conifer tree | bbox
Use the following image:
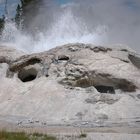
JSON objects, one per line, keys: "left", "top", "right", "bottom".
{"left": 15, "top": 4, "right": 22, "bottom": 28}
{"left": 0, "top": 15, "right": 5, "bottom": 35}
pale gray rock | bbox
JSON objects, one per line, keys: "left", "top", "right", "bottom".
{"left": 0, "top": 43, "right": 140, "bottom": 129}
{"left": 0, "top": 45, "right": 25, "bottom": 63}
{"left": 0, "top": 63, "right": 9, "bottom": 78}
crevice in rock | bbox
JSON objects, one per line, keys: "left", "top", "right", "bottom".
{"left": 58, "top": 55, "right": 69, "bottom": 61}
{"left": 120, "top": 49, "right": 128, "bottom": 52}
{"left": 18, "top": 67, "right": 38, "bottom": 82}
{"left": 128, "top": 54, "right": 140, "bottom": 69}
{"left": 89, "top": 46, "right": 112, "bottom": 52}
{"left": 111, "top": 56, "right": 129, "bottom": 63}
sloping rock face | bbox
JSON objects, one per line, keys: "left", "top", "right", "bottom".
{"left": 0, "top": 45, "right": 25, "bottom": 64}
{"left": 129, "top": 53, "right": 140, "bottom": 69}
{"left": 0, "top": 43, "right": 140, "bottom": 127}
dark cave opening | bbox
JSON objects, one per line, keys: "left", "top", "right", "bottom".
{"left": 95, "top": 85, "right": 115, "bottom": 94}
{"left": 58, "top": 55, "right": 69, "bottom": 61}
{"left": 18, "top": 68, "right": 38, "bottom": 82}
{"left": 21, "top": 74, "right": 36, "bottom": 82}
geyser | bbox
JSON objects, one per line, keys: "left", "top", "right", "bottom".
{"left": 0, "top": 0, "right": 140, "bottom": 53}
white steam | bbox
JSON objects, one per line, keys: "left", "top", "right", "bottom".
{"left": 0, "top": 0, "right": 140, "bottom": 53}
{"left": 32, "top": 7, "right": 107, "bottom": 52}
{"left": 0, "top": 2, "right": 107, "bottom": 53}
{"left": 1, "top": 21, "right": 34, "bottom": 52}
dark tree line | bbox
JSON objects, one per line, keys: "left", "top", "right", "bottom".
{"left": 0, "top": 0, "right": 34, "bottom": 34}
{"left": 15, "top": 4, "right": 22, "bottom": 28}
{"left": 15, "top": 0, "right": 34, "bottom": 28}
{"left": 0, "top": 16, "right": 5, "bottom": 35}
{"left": 15, "top": 0, "right": 43, "bottom": 35}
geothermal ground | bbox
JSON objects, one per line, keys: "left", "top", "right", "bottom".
{"left": 0, "top": 43, "right": 140, "bottom": 139}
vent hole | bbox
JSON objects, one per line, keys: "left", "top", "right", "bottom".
{"left": 58, "top": 55, "right": 69, "bottom": 61}
{"left": 18, "top": 68, "right": 37, "bottom": 82}
{"left": 95, "top": 85, "right": 115, "bottom": 94}
{"left": 22, "top": 75, "right": 36, "bottom": 82}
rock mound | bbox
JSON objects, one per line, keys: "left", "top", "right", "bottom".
{"left": 0, "top": 43, "right": 140, "bottom": 127}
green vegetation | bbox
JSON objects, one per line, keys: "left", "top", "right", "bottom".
{"left": 0, "top": 131, "right": 56, "bottom": 140}
{"left": 78, "top": 133, "right": 87, "bottom": 138}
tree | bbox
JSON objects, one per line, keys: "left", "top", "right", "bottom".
{"left": 20, "top": 0, "right": 33, "bottom": 7}
{"left": 15, "top": 0, "right": 34, "bottom": 29}
{"left": 15, "top": 4, "right": 22, "bottom": 28}
{"left": 0, "top": 15, "right": 5, "bottom": 35}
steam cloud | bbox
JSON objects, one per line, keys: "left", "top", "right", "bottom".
{"left": 0, "top": 0, "right": 140, "bottom": 53}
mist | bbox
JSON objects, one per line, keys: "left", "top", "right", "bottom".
{"left": 0, "top": 0, "right": 140, "bottom": 53}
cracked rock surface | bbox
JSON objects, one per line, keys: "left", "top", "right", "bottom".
{"left": 0, "top": 43, "right": 140, "bottom": 128}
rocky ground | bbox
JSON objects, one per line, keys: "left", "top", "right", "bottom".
{"left": 0, "top": 43, "right": 140, "bottom": 139}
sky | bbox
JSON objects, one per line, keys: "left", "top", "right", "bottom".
{"left": 0, "top": 0, "right": 140, "bottom": 18}
{"left": 56, "top": 0, "right": 70, "bottom": 4}
{"left": 0, "top": 0, "right": 20, "bottom": 17}
{"left": 0, "top": 0, "right": 70, "bottom": 17}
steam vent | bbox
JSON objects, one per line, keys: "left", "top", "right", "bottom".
{"left": 0, "top": 43, "right": 140, "bottom": 139}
